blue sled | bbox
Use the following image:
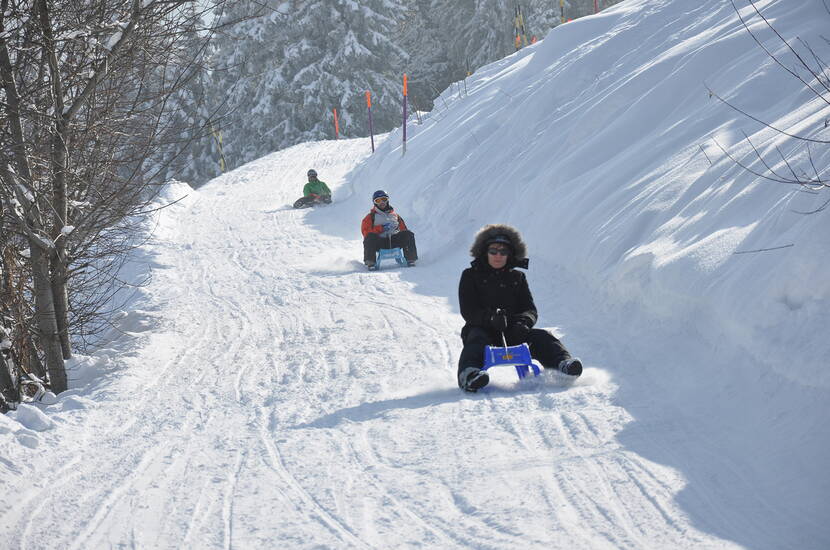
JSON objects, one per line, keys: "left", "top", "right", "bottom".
{"left": 370, "top": 247, "right": 407, "bottom": 271}
{"left": 482, "top": 343, "right": 540, "bottom": 380}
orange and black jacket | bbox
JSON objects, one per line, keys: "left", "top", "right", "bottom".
{"left": 360, "top": 206, "right": 409, "bottom": 238}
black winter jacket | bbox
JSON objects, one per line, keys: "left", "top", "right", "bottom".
{"left": 458, "top": 259, "right": 538, "bottom": 335}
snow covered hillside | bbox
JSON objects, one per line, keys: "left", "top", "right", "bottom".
{"left": 2, "top": 0, "right": 828, "bottom": 548}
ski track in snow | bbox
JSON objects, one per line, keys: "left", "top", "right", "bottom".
{"left": 1, "top": 139, "right": 748, "bottom": 549}
{"left": 3, "top": 1, "right": 829, "bottom": 545}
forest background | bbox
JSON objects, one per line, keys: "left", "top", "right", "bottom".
{"left": 173, "top": 0, "right": 623, "bottom": 185}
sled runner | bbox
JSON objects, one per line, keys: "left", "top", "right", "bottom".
{"left": 369, "top": 247, "right": 408, "bottom": 270}
{"left": 482, "top": 339, "right": 539, "bottom": 380}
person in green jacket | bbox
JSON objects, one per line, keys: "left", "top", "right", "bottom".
{"left": 293, "top": 169, "right": 332, "bottom": 208}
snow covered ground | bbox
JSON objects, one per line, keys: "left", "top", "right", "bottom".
{"left": 2, "top": 0, "right": 828, "bottom": 548}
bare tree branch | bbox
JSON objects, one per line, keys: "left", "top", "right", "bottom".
{"left": 734, "top": 243, "right": 794, "bottom": 254}
{"left": 706, "top": 84, "right": 830, "bottom": 144}
{"left": 731, "top": 0, "right": 830, "bottom": 103}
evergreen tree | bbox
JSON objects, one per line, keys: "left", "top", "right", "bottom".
{"left": 154, "top": 4, "right": 224, "bottom": 185}
{"left": 204, "top": 0, "right": 407, "bottom": 178}
{"left": 175, "top": 0, "right": 626, "bottom": 185}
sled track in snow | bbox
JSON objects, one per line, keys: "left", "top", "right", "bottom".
{"left": 2, "top": 137, "right": 788, "bottom": 549}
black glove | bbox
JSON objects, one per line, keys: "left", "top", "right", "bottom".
{"left": 505, "top": 317, "right": 531, "bottom": 343}
{"left": 488, "top": 309, "right": 508, "bottom": 332}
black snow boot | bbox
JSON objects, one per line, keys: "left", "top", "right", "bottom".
{"left": 558, "top": 358, "right": 583, "bottom": 377}
{"left": 460, "top": 367, "right": 489, "bottom": 392}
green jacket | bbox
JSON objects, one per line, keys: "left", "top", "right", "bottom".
{"left": 303, "top": 179, "right": 331, "bottom": 197}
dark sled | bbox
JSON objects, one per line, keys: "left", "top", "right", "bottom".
{"left": 293, "top": 196, "right": 331, "bottom": 209}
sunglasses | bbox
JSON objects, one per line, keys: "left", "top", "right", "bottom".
{"left": 373, "top": 197, "right": 389, "bottom": 204}
{"left": 487, "top": 247, "right": 510, "bottom": 256}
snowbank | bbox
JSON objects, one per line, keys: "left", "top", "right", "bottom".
{"left": 340, "top": 0, "right": 829, "bottom": 386}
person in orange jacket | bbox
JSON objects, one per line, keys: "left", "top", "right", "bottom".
{"left": 361, "top": 190, "right": 418, "bottom": 269}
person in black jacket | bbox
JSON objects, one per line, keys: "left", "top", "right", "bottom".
{"left": 457, "top": 224, "right": 582, "bottom": 392}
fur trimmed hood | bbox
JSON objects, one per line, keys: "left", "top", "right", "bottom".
{"left": 469, "top": 224, "right": 528, "bottom": 268}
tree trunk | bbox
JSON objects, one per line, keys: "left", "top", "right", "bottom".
{"left": 50, "top": 120, "right": 72, "bottom": 359}
{"left": 0, "top": 347, "right": 17, "bottom": 410}
{"left": 38, "top": 0, "right": 72, "bottom": 360}
{"left": 30, "top": 244, "right": 66, "bottom": 393}
{"left": 50, "top": 258, "right": 71, "bottom": 359}
{"left": 1, "top": 23, "right": 67, "bottom": 393}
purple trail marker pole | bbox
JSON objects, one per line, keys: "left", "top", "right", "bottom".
{"left": 402, "top": 74, "right": 408, "bottom": 156}
{"left": 366, "top": 91, "right": 375, "bottom": 153}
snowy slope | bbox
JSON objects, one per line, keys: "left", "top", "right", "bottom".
{"left": 2, "top": 0, "right": 829, "bottom": 548}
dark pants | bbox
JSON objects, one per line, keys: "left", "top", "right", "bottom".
{"left": 363, "top": 231, "right": 418, "bottom": 262}
{"left": 457, "top": 326, "right": 571, "bottom": 387}
{"left": 293, "top": 195, "right": 331, "bottom": 208}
